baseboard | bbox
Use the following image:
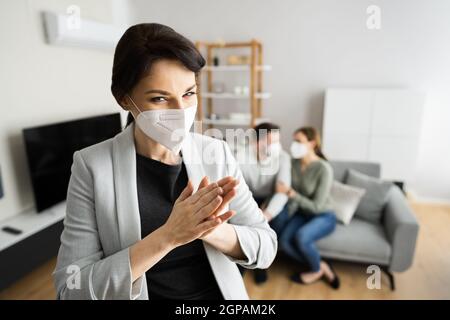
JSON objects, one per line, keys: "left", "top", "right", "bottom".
{"left": 406, "top": 189, "right": 450, "bottom": 206}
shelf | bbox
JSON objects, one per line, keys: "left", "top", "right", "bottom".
{"left": 195, "top": 40, "right": 268, "bottom": 128}
{"left": 202, "top": 117, "right": 270, "bottom": 126}
{"left": 203, "top": 65, "right": 272, "bottom": 72}
{"left": 0, "top": 201, "right": 66, "bottom": 252}
{"left": 201, "top": 92, "right": 272, "bottom": 99}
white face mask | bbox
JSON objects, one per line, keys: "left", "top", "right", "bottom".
{"left": 127, "top": 95, "right": 197, "bottom": 153}
{"left": 290, "top": 141, "right": 308, "bottom": 159}
{"left": 257, "top": 142, "right": 282, "bottom": 168}
{"left": 268, "top": 142, "right": 282, "bottom": 158}
{"left": 257, "top": 142, "right": 281, "bottom": 163}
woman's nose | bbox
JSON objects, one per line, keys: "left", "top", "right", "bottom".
{"left": 171, "top": 99, "right": 187, "bottom": 109}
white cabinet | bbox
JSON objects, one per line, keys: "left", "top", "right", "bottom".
{"left": 323, "top": 88, "right": 425, "bottom": 182}
{"left": 0, "top": 201, "right": 65, "bottom": 252}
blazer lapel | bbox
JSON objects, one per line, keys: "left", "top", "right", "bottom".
{"left": 112, "top": 124, "right": 142, "bottom": 249}
{"left": 181, "top": 133, "right": 206, "bottom": 191}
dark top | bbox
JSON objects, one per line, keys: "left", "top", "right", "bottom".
{"left": 136, "top": 153, "right": 224, "bottom": 300}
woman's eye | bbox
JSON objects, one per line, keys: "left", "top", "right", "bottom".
{"left": 184, "top": 91, "right": 197, "bottom": 97}
{"left": 150, "top": 97, "right": 167, "bottom": 103}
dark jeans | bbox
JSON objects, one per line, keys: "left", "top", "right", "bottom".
{"left": 279, "top": 209, "right": 337, "bottom": 272}
{"left": 269, "top": 204, "right": 292, "bottom": 235}
{"left": 253, "top": 196, "right": 292, "bottom": 236}
{"left": 238, "top": 199, "right": 291, "bottom": 276}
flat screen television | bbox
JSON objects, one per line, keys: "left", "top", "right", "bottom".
{"left": 23, "top": 113, "right": 122, "bottom": 212}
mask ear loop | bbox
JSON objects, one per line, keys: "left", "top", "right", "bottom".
{"left": 126, "top": 94, "right": 145, "bottom": 118}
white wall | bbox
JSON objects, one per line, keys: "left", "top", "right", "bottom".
{"left": 1, "top": 0, "right": 449, "bottom": 222}
{"left": 0, "top": 0, "right": 132, "bottom": 220}
{"left": 130, "top": 0, "right": 450, "bottom": 202}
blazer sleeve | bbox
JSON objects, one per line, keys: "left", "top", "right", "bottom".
{"left": 221, "top": 141, "right": 278, "bottom": 269}
{"left": 52, "top": 151, "right": 143, "bottom": 300}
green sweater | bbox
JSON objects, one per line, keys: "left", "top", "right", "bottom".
{"left": 288, "top": 158, "right": 334, "bottom": 215}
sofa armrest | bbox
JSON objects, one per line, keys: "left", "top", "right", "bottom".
{"left": 383, "top": 186, "right": 419, "bottom": 272}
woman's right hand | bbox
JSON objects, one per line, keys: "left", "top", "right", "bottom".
{"left": 160, "top": 177, "right": 227, "bottom": 248}
{"left": 276, "top": 181, "right": 290, "bottom": 194}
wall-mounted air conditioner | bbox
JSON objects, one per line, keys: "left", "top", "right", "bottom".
{"left": 42, "top": 11, "right": 124, "bottom": 50}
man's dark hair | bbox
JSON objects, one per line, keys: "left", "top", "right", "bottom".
{"left": 253, "top": 122, "right": 280, "bottom": 141}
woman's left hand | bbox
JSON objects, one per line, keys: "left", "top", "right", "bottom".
{"left": 197, "top": 176, "right": 239, "bottom": 239}
{"left": 287, "top": 188, "right": 297, "bottom": 198}
{"left": 277, "top": 181, "right": 297, "bottom": 198}
{"left": 196, "top": 176, "right": 248, "bottom": 261}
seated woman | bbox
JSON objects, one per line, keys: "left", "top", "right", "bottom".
{"left": 236, "top": 122, "right": 291, "bottom": 283}
{"left": 277, "top": 127, "right": 340, "bottom": 289}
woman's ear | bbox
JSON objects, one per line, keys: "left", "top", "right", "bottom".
{"left": 119, "top": 96, "right": 131, "bottom": 111}
{"left": 308, "top": 139, "right": 317, "bottom": 151}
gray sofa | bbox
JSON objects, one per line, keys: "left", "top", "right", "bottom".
{"left": 316, "top": 161, "right": 420, "bottom": 290}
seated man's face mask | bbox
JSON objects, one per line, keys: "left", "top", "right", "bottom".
{"left": 127, "top": 94, "right": 197, "bottom": 153}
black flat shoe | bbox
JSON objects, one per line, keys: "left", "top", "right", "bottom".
{"left": 323, "top": 263, "right": 340, "bottom": 290}
{"left": 290, "top": 272, "right": 306, "bottom": 284}
{"left": 290, "top": 272, "right": 324, "bottom": 285}
{"left": 254, "top": 269, "right": 268, "bottom": 284}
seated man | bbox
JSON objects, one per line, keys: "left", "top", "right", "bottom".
{"left": 235, "top": 122, "right": 291, "bottom": 284}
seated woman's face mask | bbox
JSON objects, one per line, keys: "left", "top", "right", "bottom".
{"left": 290, "top": 141, "right": 308, "bottom": 159}
{"left": 127, "top": 94, "right": 197, "bottom": 153}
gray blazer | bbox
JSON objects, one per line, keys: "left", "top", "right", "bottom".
{"left": 53, "top": 124, "right": 277, "bottom": 300}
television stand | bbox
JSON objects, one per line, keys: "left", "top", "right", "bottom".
{"left": 0, "top": 202, "right": 65, "bottom": 291}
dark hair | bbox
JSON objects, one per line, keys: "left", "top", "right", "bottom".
{"left": 110, "top": 23, "right": 206, "bottom": 127}
{"left": 294, "top": 127, "right": 327, "bottom": 160}
{"left": 253, "top": 122, "right": 280, "bottom": 141}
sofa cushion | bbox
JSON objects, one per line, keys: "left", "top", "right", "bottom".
{"left": 317, "top": 217, "right": 391, "bottom": 265}
{"left": 330, "top": 161, "right": 381, "bottom": 183}
{"left": 345, "top": 169, "right": 393, "bottom": 223}
{"left": 329, "top": 181, "right": 366, "bottom": 225}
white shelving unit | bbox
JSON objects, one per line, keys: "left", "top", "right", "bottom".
{"left": 0, "top": 202, "right": 66, "bottom": 252}
{"left": 203, "top": 65, "right": 272, "bottom": 72}
{"left": 202, "top": 117, "right": 270, "bottom": 126}
{"left": 201, "top": 92, "right": 272, "bottom": 99}
{"left": 322, "top": 88, "right": 425, "bottom": 182}
{"left": 195, "top": 40, "right": 271, "bottom": 128}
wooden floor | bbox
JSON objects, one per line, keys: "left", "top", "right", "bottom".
{"left": 1, "top": 201, "right": 449, "bottom": 300}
